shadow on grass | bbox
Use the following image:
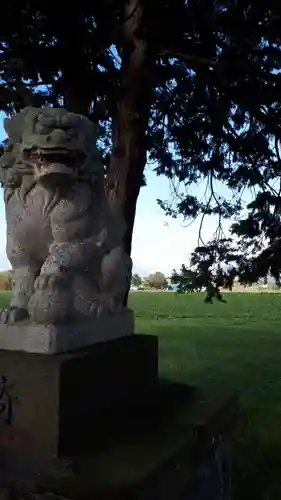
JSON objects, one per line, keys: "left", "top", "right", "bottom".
{"left": 234, "top": 407, "right": 281, "bottom": 500}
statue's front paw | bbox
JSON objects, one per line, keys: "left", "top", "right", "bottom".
{"left": 89, "top": 295, "right": 119, "bottom": 318}
{"left": 0, "top": 306, "right": 29, "bottom": 324}
{"left": 29, "top": 272, "right": 73, "bottom": 324}
{"left": 34, "top": 273, "right": 67, "bottom": 291}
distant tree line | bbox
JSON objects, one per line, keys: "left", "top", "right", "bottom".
{"left": 147, "top": 272, "right": 167, "bottom": 289}
{"left": 131, "top": 271, "right": 168, "bottom": 290}
{"left": 0, "top": 271, "right": 12, "bottom": 291}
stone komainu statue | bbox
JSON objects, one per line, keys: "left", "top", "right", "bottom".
{"left": 0, "top": 107, "right": 132, "bottom": 325}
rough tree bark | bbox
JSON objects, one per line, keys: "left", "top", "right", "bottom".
{"left": 105, "top": 0, "right": 155, "bottom": 262}
{"left": 53, "top": 2, "right": 154, "bottom": 306}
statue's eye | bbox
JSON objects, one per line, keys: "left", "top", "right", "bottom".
{"left": 34, "top": 123, "right": 51, "bottom": 135}
{"left": 67, "top": 128, "right": 77, "bottom": 138}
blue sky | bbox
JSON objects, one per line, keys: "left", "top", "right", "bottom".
{"left": 0, "top": 112, "right": 231, "bottom": 277}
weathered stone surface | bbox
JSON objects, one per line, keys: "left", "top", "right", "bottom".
{"left": 0, "top": 487, "right": 10, "bottom": 500}
{"left": 0, "top": 106, "right": 132, "bottom": 334}
{"left": 0, "top": 334, "right": 158, "bottom": 457}
{"left": 0, "top": 309, "right": 134, "bottom": 354}
{"left": 0, "top": 382, "right": 238, "bottom": 500}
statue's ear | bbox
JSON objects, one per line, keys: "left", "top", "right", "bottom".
{"left": 4, "top": 115, "right": 23, "bottom": 142}
{"left": 92, "top": 120, "right": 99, "bottom": 136}
{"left": 3, "top": 117, "right": 12, "bottom": 137}
{"left": 3, "top": 107, "right": 35, "bottom": 141}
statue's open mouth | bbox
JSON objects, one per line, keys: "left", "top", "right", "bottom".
{"left": 23, "top": 148, "right": 86, "bottom": 188}
{"left": 23, "top": 148, "right": 84, "bottom": 172}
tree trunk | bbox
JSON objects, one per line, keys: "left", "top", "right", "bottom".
{"left": 105, "top": 1, "right": 155, "bottom": 304}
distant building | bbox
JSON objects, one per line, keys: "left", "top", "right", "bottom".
{"left": 166, "top": 283, "right": 180, "bottom": 291}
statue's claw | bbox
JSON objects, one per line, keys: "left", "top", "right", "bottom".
{"left": 0, "top": 306, "right": 29, "bottom": 324}
{"left": 89, "top": 295, "right": 119, "bottom": 317}
{"left": 34, "top": 273, "right": 66, "bottom": 291}
{"left": 29, "top": 272, "right": 73, "bottom": 324}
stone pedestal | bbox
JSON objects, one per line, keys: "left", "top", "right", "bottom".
{"left": 0, "top": 309, "right": 134, "bottom": 354}
{"left": 0, "top": 331, "right": 238, "bottom": 500}
{"left": 0, "top": 334, "right": 158, "bottom": 458}
{"left": 0, "top": 377, "right": 238, "bottom": 499}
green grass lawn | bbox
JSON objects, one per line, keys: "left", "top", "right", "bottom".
{"left": 129, "top": 291, "right": 281, "bottom": 500}
{"left": 1, "top": 290, "right": 281, "bottom": 498}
